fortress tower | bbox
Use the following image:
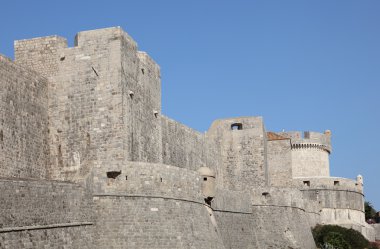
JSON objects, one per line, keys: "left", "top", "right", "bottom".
{"left": 279, "top": 130, "right": 331, "bottom": 178}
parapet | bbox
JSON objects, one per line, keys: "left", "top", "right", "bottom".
{"left": 14, "top": 27, "right": 138, "bottom": 78}
{"left": 279, "top": 130, "right": 332, "bottom": 153}
{"left": 293, "top": 176, "right": 363, "bottom": 193}
{"left": 207, "top": 116, "right": 265, "bottom": 136}
{"left": 74, "top": 26, "right": 137, "bottom": 48}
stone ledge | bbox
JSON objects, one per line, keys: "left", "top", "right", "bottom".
{"left": 0, "top": 222, "right": 93, "bottom": 233}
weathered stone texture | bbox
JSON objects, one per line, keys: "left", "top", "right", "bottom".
{"left": 250, "top": 206, "right": 315, "bottom": 249}
{"left": 161, "top": 116, "right": 207, "bottom": 171}
{"left": 126, "top": 51, "right": 162, "bottom": 163}
{"left": 0, "top": 178, "right": 94, "bottom": 249}
{"left": 207, "top": 117, "right": 268, "bottom": 190}
{"left": 94, "top": 197, "right": 224, "bottom": 249}
{"left": 267, "top": 139, "right": 292, "bottom": 187}
{"left": 94, "top": 162, "right": 204, "bottom": 201}
{"left": 0, "top": 178, "right": 93, "bottom": 228}
{"left": 0, "top": 55, "right": 48, "bottom": 179}
{"left": 213, "top": 212, "right": 259, "bottom": 249}
{"left": 0, "top": 226, "right": 94, "bottom": 249}
{"left": 15, "top": 36, "right": 67, "bottom": 77}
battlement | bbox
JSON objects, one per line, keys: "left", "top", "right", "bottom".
{"left": 14, "top": 27, "right": 138, "bottom": 78}
{"left": 278, "top": 130, "right": 332, "bottom": 153}
{"left": 207, "top": 116, "right": 265, "bottom": 134}
{"left": 293, "top": 176, "right": 363, "bottom": 193}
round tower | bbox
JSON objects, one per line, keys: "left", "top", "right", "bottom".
{"left": 280, "top": 130, "right": 332, "bottom": 178}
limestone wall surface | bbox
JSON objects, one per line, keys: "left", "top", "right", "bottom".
{"left": 0, "top": 178, "right": 93, "bottom": 228}
{"left": 267, "top": 139, "right": 293, "bottom": 187}
{"left": 0, "top": 178, "right": 94, "bottom": 248}
{"left": 161, "top": 116, "right": 207, "bottom": 171}
{"left": 291, "top": 148, "right": 330, "bottom": 177}
{"left": 301, "top": 187, "right": 365, "bottom": 227}
{"left": 122, "top": 46, "right": 162, "bottom": 164}
{"left": 0, "top": 226, "right": 94, "bottom": 249}
{"left": 94, "top": 161, "right": 204, "bottom": 202}
{"left": 294, "top": 176, "right": 362, "bottom": 192}
{"left": 250, "top": 187, "right": 317, "bottom": 249}
{"left": 212, "top": 187, "right": 317, "bottom": 249}
{"left": 0, "top": 55, "right": 49, "bottom": 179}
{"left": 94, "top": 196, "right": 224, "bottom": 249}
{"left": 91, "top": 161, "right": 225, "bottom": 248}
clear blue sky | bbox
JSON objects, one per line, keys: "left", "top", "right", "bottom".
{"left": 1, "top": 1, "right": 379, "bottom": 209}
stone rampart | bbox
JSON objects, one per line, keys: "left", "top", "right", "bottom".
{"left": 91, "top": 162, "right": 224, "bottom": 248}
{"left": 0, "top": 226, "right": 94, "bottom": 249}
{"left": 294, "top": 176, "right": 362, "bottom": 192}
{"left": 94, "top": 161, "right": 204, "bottom": 202}
{"left": 212, "top": 187, "right": 317, "bottom": 249}
{"left": 0, "top": 178, "right": 94, "bottom": 248}
{"left": 295, "top": 176, "right": 375, "bottom": 240}
{"left": 250, "top": 187, "right": 317, "bottom": 248}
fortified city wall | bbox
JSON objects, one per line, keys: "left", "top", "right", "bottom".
{"left": 0, "top": 26, "right": 375, "bottom": 248}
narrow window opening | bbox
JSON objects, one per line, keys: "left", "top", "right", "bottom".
{"left": 303, "top": 181, "right": 310, "bottom": 187}
{"left": 203, "top": 177, "right": 207, "bottom": 181}
{"left": 141, "top": 68, "right": 145, "bottom": 74}
{"left": 0, "top": 130, "right": 3, "bottom": 142}
{"left": 205, "top": 197, "right": 213, "bottom": 206}
{"left": 91, "top": 67, "right": 99, "bottom": 77}
{"left": 153, "top": 110, "right": 159, "bottom": 118}
{"left": 304, "top": 131, "right": 310, "bottom": 139}
{"left": 125, "top": 176, "right": 128, "bottom": 180}
{"left": 106, "top": 171, "right": 121, "bottom": 179}
{"left": 334, "top": 181, "right": 340, "bottom": 186}
{"left": 231, "top": 123, "right": 243, "bottom": 130}
{"left": 160, "top": 177, "right": 163, "bottom": 182}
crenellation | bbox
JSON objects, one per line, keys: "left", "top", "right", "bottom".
{"left": 0, "top": 26, "right": 375, "bottom": 248}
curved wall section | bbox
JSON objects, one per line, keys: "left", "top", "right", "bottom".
{"left": 0, "top": 178, "right": 94, "bottom": 249}
{"left": 278, "top": 131, "right": 331, "bottom": 178}
{"left": 93, "top": 197, "right": 224, "bottom": 249}
{"left": 94, "top": 162, "right": 204, "bottom": 201}
{"left": 92, "top": 162, "right": 225, "bottom": 248}
{"left": 291, "top": 147, "right": 330, "bottom": 177}
{"left": 212, "top": 188, "right": 317, "bottom": 249}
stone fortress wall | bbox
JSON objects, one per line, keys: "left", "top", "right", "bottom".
{"left": 0, "top": 26, "right": 374, "bottom": 248}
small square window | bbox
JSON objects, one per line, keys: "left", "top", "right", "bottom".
{"left": 231, "top": 123, "right": 243, "bottom": 130}
{"left": 303, "top": 181, "right": 310, "bottom": 187}
{"left": 106, "top": 171, "right": 121, "bottom": 179}
{"left": 334, "top": 181, "right": 340, "bottom": 186}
